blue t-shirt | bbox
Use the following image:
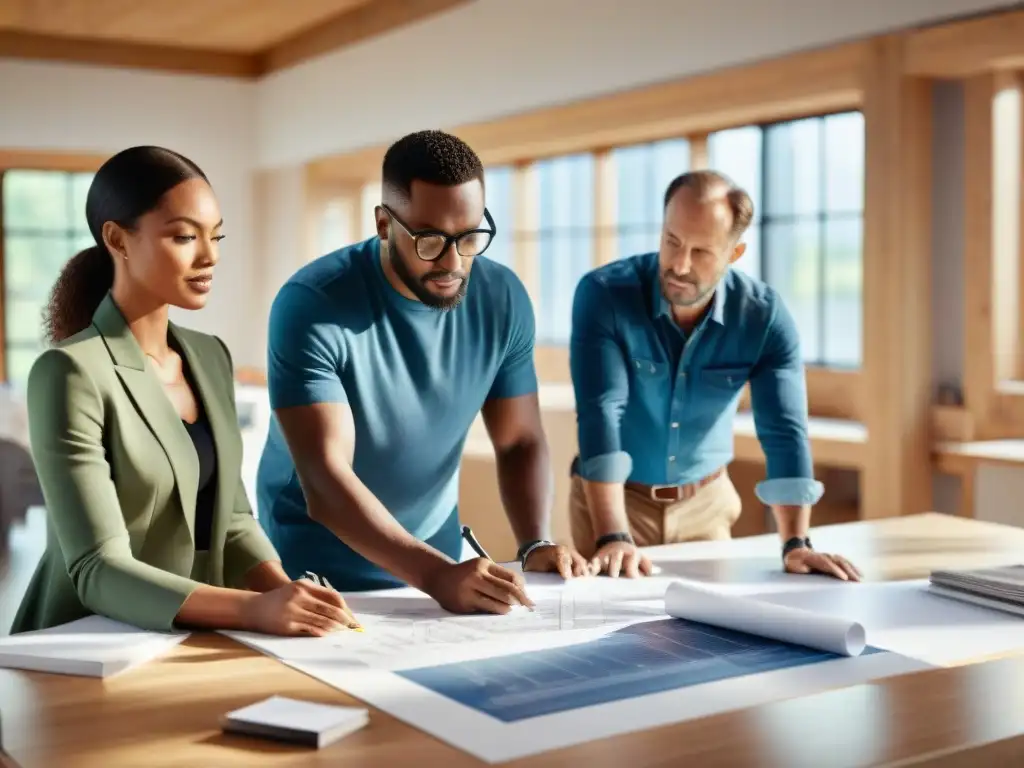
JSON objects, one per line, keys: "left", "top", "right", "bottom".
{"left": 256, "top": 237, "right": 538, "bottom": 591}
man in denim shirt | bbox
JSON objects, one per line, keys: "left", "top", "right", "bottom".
{"left": 569, "top": 170, "right": 860, "bottom": 582}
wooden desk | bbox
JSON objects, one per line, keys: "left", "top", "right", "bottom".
{"left": 4, "top": 513, "right": 1024, "bottom": 768}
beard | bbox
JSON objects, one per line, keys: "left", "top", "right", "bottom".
{"left": 660, "top": 273, "right": 711, "bottom": 307}
{"left": 660, "top": 264, "right": 728, "bottom": 308}
{"left": 387, "top": 238, "right": 468, "bottom": 311}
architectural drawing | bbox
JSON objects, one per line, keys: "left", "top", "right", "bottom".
{"left": 398, "top": 617, "right": 883, "bottom": 722}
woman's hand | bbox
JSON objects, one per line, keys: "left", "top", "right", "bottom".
{"left": 240, "top": 579, "right": 361, "bottom": 636}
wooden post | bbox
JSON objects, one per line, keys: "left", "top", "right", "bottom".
{"left": 860, "top": 35, "right": 935, "bottom": 518}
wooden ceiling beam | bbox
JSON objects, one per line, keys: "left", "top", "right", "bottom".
{"left": 259, "top": 0, "right": 470, "bottom": 75}
{"left": 0, "top": 0, "right": 471, "bottom": 78}
{"left": 0, "top": 30, "right": 260, "bottom": 78}
{"left": 904, "top": 7, "right": 1024, "bottom": 78}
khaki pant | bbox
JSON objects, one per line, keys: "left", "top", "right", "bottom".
{"left": 569, "top": 470, "right": 743, "bottom": 558}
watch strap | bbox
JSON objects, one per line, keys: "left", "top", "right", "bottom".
{"left": 782, "top": 536, "right": 812, "bottom": 560}
{"left": 517, "top": 539, "right": 554, "bottom": 566}
{"left": 594, "top": 532, "right": 634, "bottom": 551}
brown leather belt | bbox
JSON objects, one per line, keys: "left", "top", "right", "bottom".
{"left": 625, "top": 467, "right": 725, "bottom": 503}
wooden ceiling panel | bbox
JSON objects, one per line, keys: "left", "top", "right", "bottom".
{"left": 0, "top": 0, "right": 375, "bottom": 52}
{"left": 0, "top": 0, "right": 471, "bottom": 77}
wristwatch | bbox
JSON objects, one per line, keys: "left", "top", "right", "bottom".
{"left": 782, "top": 536, "right": 812, "bottom": 561}
{"left": 594, "top": 532, "right": 634, "bottom": 551}
{"left": 517, "top": 539, "right": 555, "bottom": 567}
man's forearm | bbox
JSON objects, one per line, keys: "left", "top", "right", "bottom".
{"left": 582, "top": 478, "right": 630, "bottom": 538}
{"left": 304, "top": 461, "right": 454, "bottom": 591}
{"left": 495, "top": 439, "right": 553, "bottom": 545}
{"left": 771, "top": 505, "right": 811, "bottom": 541}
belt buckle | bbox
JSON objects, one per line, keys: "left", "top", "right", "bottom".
{"left": 649, "top": 484, "right": 682, "bottom": 502}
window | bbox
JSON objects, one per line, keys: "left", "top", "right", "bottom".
{"left": 612, "top": 138, "right": 690, "bottom": 259}
{"left": 529, "top": 154, "right": 595, "bottom": 344}
{"left": 317, "top": 197, "right": 355, "bottom": 256}
{"left": 2, "top": 170, "right": 94, "bottom": 387}
{"left": 708, "top": 126, "right": 763, "bottom": 278}
{"left": 483, "top": 166, "right": 515, "bottom": 268}
{"left": 708, "top": 112, "right": 865, "bottom": 368}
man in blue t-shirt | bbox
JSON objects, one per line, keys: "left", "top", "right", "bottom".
{"left": 257, "top": 130, "right": 588, "bottom": 614}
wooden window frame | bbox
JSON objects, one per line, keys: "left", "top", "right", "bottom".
{"left": 959, "top": 71, "right": 1024, "bottom": 439}
{"left": 901, "top": 7, "right": 1024, "bottom": 441}
{"left": 0, "top": 151, "right": 108, "bottom": 384}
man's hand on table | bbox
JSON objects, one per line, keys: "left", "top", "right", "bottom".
{"left": 589, "top": 540, "right": 654, "bottom": 578}
{"left": 784, "top": 547, "right": 862, "bottom": 581}
{"left": 522, "top": 543, "right": 591, "bottom": 578}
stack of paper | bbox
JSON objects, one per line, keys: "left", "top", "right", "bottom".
{"left": 0, "top": 615, "right": 190, "bottom": 678}
{"left": 929, "top": 564, "right": 1024, "bottom": 617}
{"left": 222, "top": 696, "right": 369, "bottom": 748}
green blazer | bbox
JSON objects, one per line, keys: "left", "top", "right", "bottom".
{"left": 10, "top": 294, "right": 280, "bottom": 634}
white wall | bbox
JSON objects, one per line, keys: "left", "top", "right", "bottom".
{"left": 251, "top": 166, "right": 313, "bottom": 364}
{"left": 256, "top": 0, "right": 1019, "bottom": 168}
{"left": 0, "top": 59, "right": 261, "bottom": 366}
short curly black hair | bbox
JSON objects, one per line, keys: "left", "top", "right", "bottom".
{"left": 382, "top": 129, "right": 483, "bottom": 201}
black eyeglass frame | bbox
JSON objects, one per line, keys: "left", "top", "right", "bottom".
{"left": 380, "top": 204, "right": 496, "bottom": 262}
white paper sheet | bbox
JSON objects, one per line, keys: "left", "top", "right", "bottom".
{"left": 224, "top": 574, "right": 667, "bottom": 669}
{"left": 743, "top": 578, "right": 1024, "bottom": 666}
{"left": 227, "top": 570, "right": 1024, "bottom": 764}
{"left": 0, "top": 615, "right": 189, "bottom": 678}
{"left": 665, "top": 580, "right": 867, "bottom": 656}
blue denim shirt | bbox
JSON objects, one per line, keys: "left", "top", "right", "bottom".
{"left": 568, "top": 253, "right": 823, "bottom": 507}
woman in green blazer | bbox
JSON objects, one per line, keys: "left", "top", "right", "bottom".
{"left": 11, "top": 146, "right": 358, "bottom": 636}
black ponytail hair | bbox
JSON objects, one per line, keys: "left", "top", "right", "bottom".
{"left": 42, "top": 146, "right": 208, "bottom": 344}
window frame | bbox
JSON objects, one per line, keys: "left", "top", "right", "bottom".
{"left": 0, "top": 152, "right": 107, "bottom": 385}
{"left": 1, "top": 168, "right": 97, "bottom": 388}
{"left": 708, "top": 111, "right": 866, "bottom": 370}
{"left": 962, "top": 70, "right": 1024, "bottom": 439}
{"left": 607, "top": 136, "right": 692, "bottom": 263}
{"left": 516, "top": 109, "right": 864, "bottom": 376}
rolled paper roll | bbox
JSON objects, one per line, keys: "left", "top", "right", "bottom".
{"left": 664, "top": 581, "right": 867, "bottom": 657}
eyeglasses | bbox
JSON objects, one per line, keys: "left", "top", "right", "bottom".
{"left": 381, "top": 204, "right": 496, "bottom": 261}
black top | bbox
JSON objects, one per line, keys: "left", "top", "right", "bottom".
{"left": 179, "top": 356, "right": 217, "bottom": 552}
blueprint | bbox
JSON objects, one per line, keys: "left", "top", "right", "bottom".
{"left": 223, "top": 575, "right": 667, "bottom": 669}
{"left": 398, "top": 617, "right": 883, "bottom": 722}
